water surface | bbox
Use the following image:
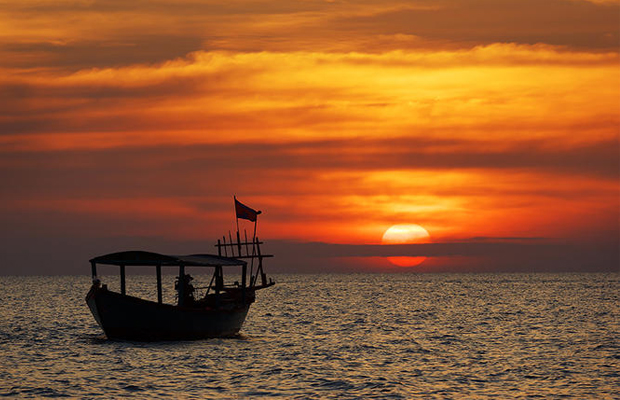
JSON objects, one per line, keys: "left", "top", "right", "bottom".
{"left": 0, "top": 273, "right": 618, "bottom": 398}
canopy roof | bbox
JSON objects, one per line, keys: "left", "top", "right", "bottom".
{"left": 90, "top": 251, "right": 246, "bottom": 267}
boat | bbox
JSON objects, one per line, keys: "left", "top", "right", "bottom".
{"left": 85, "top": 198, "right": 274, "bottom": 341}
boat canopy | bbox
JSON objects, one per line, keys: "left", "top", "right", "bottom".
{"left": 90, "top": 250, "right": 246, "bottom": 267}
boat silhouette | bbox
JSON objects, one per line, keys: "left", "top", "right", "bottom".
{"left": 86, "top": 199, "right": 274, "bottom": 341}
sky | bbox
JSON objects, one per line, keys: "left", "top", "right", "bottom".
{"left": 1, "top": 0, "right": 619, "bottom": 274}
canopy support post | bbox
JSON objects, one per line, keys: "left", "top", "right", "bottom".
{"left": 241, "top": 263, "right": 247, "bottom": 303}
{"left": 90, "top": 262, "right": 97, "bottom": 281}
{"left": 120, "top": 265, "right": 126, "bottom": 295}
{"left": 236, "top": 230, "right": 242, "bottom": 257}
{"left": 215, "top": 265, "right": 222, "bottom": 308}
{"left": 178, "top": 264, "right": 185, "bottom": 307}
{"left": 156, "top": 264, "right": 162, "bottom": 304}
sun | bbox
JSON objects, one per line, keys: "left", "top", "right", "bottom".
{"left": 381, "top": 224, "right": 431, "bottom": 267}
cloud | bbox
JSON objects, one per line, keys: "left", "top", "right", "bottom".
{"left": 1, "top": 47, "right": 618, "bottom": 145}
{"left": 1, "top": 133, "right": 617, "bottom": 250}
{"left": 1, "top": 234, "right": 617, "bottom": 275}
{"left": 335, "top": 0, "right": 620, "bottom": 50}
{"left": 1, "top": 137, "right": 618, "bottom": 202}
{"left": 0, "top": 36, "right": 206, "bottom": 69}
{"left": 1, "top": 0, "right": 618, "bottom": 72}
{"left": 264, "top": 238, "right": 620, "bottom": 273}
{"left": 2, "top": 135, "right": 618, "bottom": 184}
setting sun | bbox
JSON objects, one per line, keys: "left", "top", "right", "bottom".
{"left": 381, "top": 224, "right": 431, "bottom": 267}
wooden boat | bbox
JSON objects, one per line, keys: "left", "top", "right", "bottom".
{"left": 86, "top": 199, "right": 274, "bottom": 341}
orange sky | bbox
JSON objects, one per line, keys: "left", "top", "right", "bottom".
{"left": 1, "top": 0, "right": 618, "bottom": 273}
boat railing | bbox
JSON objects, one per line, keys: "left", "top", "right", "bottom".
{"left": 216, "top": 233, "right": 273, "bottom": 288}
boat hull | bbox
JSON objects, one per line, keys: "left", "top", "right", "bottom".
{"left": 86, "top": 286, "right": 251, "bottom": 341}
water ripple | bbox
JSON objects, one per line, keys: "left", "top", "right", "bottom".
{"left": 0, "top": 273, "right": 618, "bottom": 398}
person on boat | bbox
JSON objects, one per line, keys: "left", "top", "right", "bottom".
{"left": 175, "top": 273, "right": 196, "bottom": 305}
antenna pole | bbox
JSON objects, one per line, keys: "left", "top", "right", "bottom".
{"left": 234, "top": 195, "right": 242, "bottom": 257}
{"left": 234, "top": 195, "right": 240, "bottom": 235}
{"left": 236, "top": 216, "right": 240, "bottom": 242}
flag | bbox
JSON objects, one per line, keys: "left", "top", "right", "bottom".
{"left": 234, "top": 197, "right": 261, "bottom": 222}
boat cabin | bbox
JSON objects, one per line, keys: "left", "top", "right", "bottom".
{"left": 89, "top": 237, "right": 273, "bottom": 308}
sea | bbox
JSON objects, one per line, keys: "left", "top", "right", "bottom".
{"left": 0, "top": 273, "right": 618, "bottom": 399}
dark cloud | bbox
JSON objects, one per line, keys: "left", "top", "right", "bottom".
{"left": 12, "top": 135, "right": 620, "bottom": 178}
{"left": 0, "top": 36, "right": 205, "bottom": 69}
{"left": 0, "top": 0, "right": 329, "bottom": 69}
{"left": 0, "top": 137, "right": 617, "bottom": 206}
{"left": 6, "top": 0, "right": 327, "bottom": 15}
{"left": 265, "top": 237, "right": 620, "bottom": 273}
{"left": 2, "top": 0, "right": 618, "bottom": 71}
{"left": 336, "top": 0, "right": 620, "bottom": 50}
{"left": 1, "top": 234, "right": 617, "bottom": 275}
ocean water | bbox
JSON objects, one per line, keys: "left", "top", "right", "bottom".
{"left": 0, "top": 273, "right": 618, "bottom": 399}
